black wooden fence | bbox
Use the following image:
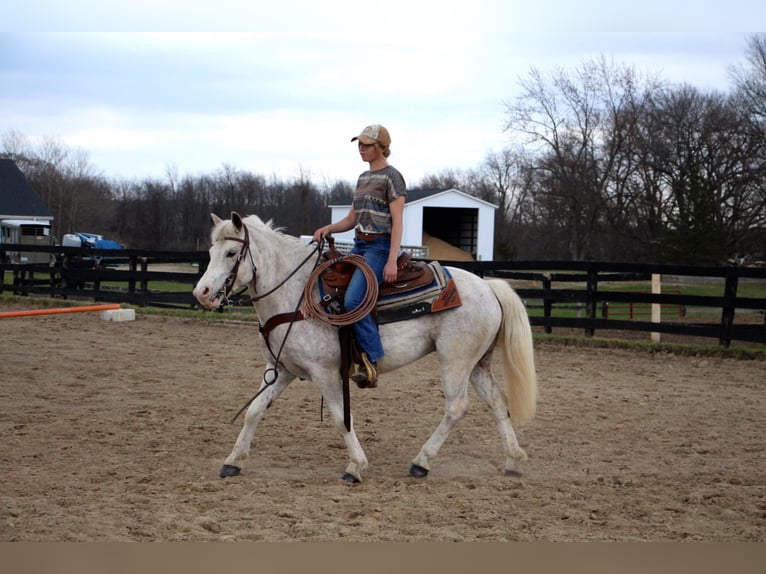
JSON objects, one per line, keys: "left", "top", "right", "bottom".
{"left": 2, "top": 243, "right": 765, "bottom": 347}
{"left": 0, "top": 243, "right": 205, "bottom": 308}
{"left": 446, "top": 260, "right": 766, "bottom": 347}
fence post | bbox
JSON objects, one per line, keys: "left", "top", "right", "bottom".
{"left": 719, "top": 268, "right": 738, "bottom": 348}
{"left": 542, "top": 273, "right": 552, "bottom": 334}
{"left": 93, "top": 265, "right": 102, "bottom": 300}
{"left": 128, "top": 256, "right": 137, "bottom": 303}
{"left": 585, "top": 266, "right": 598, "bottom": 337}
{"left": 13, "top": 269, "right": 25, "bottom": 296}
{"left": 140, "top": 258, "right": 149, "bottom": 307}
{"left": 49, "top": 258, "right": 58, "bottom": 296}
{"left": 476, "top": 261, "right": 485, "bottom": 278}
{"left": 651, "top": 273, "right": 661, "bottom": 342}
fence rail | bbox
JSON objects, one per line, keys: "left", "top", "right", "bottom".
{"left": 2, "top": 243, "right": 765, "bottom": 347}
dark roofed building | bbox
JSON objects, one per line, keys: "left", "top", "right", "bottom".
{"left": 0, "top": 158, "right": 53, "bottom": 221}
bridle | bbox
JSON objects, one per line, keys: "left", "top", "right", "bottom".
{"left": 218, "top": 223, "right": 321, "bottom": 307}
{"left": 218, "top": 223, "right": 255, "bottom": 304}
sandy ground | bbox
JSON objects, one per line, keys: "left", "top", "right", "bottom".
{"left": 0, "top": 310, "right": 764, "bottom": 541}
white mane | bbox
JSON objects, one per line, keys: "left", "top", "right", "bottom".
{"left": 211, "top": 214, "right": 311, "bottom": 253}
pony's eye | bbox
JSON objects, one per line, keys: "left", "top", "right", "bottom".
{"left": 226, "top": 250, "right": 237, "bottom": 258}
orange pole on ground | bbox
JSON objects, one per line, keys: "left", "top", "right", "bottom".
{"left": 0, "top": 304, "right": 120, "bottom": 319}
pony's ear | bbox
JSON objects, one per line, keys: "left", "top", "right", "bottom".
{"left": 231, "top": 211, "right": 243, "bottom": 231}
{"left": 210, "top": 213, "right": 222, "bottom": 225}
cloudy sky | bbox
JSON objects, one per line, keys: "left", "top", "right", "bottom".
{"left": 1, "top": 1, "right": 764, "bottom": 186}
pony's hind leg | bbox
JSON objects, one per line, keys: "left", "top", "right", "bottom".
{"left": 220, "top": 367, "right": 295, "bottom": 478}
{"left": 409, "top": 365, "right": 472, "bottom": 478}
{"left": 470, "top": 356, "right": 527, "bottom": 476}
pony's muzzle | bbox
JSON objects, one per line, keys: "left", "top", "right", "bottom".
{"left": 193, "top": 283, "right": 221, "bottom": 309}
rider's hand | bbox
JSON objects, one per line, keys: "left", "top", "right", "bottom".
{"left": 382, "top": 260, "right": 398, "bottom": 283}
{"left": 312, "top": 226, "right": 330, "bottom": 242}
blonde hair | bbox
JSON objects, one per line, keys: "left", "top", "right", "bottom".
{"left": 379, "top": 143, "right": 391, "bottom": 158}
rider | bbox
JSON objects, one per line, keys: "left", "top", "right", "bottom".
{"left": 312, "top": 124, "right": 406, "bottom": 388}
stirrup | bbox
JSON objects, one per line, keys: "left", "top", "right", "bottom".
{"left": 351, "top": 352, "right": 378, "bottom": 388}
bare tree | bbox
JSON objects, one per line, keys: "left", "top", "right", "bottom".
{"left": 467, "top": 148, "right": 531, "bottom": 258}
{"left": 730, "top": 33, "right": 766, "bottom": 125}
{"left": 505, "top": 58, "right": 654, "bottom": 259}
{"left": 414, "top": 168, "right": 469, "bottom": 191}
{"left": 634, "top": 84, "right": 766, "bottom": 263}
{"left": 1, "top": 129, "right": 32, "bottom": 163}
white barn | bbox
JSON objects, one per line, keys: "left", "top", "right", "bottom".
{"left": 329, "top": 188, "right": 497, "bottom": 261}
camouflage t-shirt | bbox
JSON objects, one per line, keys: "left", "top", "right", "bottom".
{"left": 353, "top": 165, "right": 407, "bottom": 234}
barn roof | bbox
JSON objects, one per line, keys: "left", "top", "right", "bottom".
{"left": 404, "top": 188, "right": 444, "bottom": 202}
{"left": 0, "top": 159, "right": 53, "bottom": 220}
{"left": 405, "top": 188, "right": 498, "bottom": 209}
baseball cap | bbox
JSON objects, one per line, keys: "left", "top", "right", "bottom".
{"left": 351, "top": 124, "right": 391, "bottom": 146}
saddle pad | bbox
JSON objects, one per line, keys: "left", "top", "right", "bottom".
{"left": 376, "top": 262, "right": 462, "bottom": 324}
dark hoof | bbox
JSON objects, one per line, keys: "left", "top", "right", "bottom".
{"left": 351, "top": 373, "right": 378, "bottom": 389}
{"left": 354, "top": 379, "right": 378, "bottom": 389}
{"left": 219, "top": 464, "right": 241, "bottom": 478}
{"left": 504, "top": 469, "right": 523, "bottom": 478}
{"left": 341, "top": 472, "right": 360, "bottom": 484}
{"left": 409, "top": 464, "right": 429, "bottom": 478}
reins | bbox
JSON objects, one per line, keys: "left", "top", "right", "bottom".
{"left": 227, "top": 289, "right": 308, "bottom": 424}
{"left": 225, "top": 234, "right": 325, "bottom": 424}
{"left": 222, "top": 227, "right": 378, "bottom": 431}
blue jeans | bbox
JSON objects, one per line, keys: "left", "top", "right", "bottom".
{"left": 345, "top": 236, "right": 389, "bottom": 363}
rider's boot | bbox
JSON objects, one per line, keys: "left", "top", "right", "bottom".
{"left": 351, "top": 352, "right": 378, "bottom": 389}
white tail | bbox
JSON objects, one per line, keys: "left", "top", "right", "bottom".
{"left": 487, "top": 279, "right": 537, "bottom": 425}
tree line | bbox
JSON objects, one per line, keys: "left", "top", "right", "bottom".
{"left": 3, "top": 34, "right": 765, "bottom": 264}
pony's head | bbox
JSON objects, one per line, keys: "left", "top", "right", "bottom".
{"left": 193, "top": 212, "right": 254, "bottom": 310}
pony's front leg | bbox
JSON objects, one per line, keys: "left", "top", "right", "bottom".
{"left": 340, "top": 425, "right": 368, "bottom": 484}
{"left": 317, "top": 374, "right": 368, "bottom": 483}
{"left": 219, "top": 368, "right": 295, "bottom": 478}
